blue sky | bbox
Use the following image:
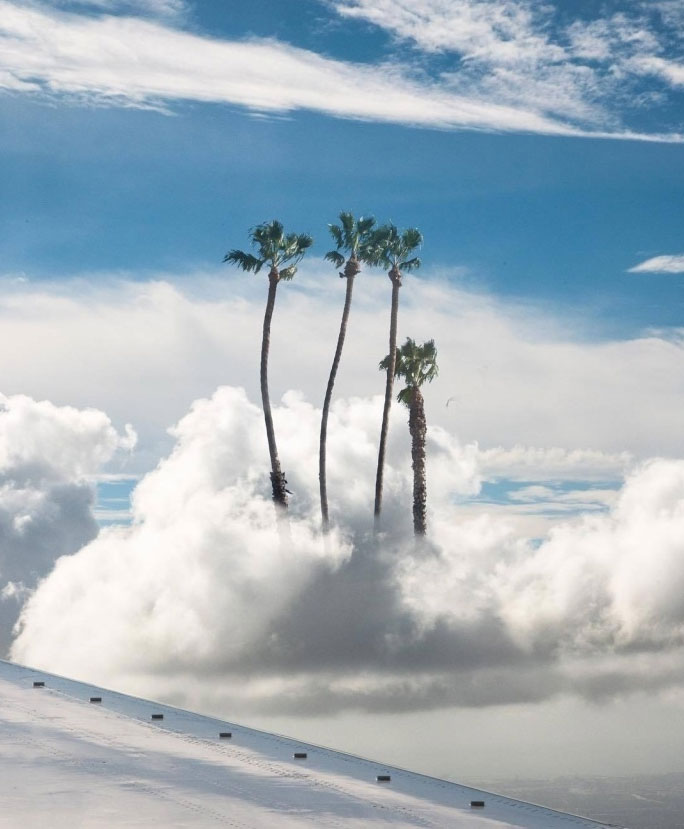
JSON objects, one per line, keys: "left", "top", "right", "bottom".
{"left": 2, "top": 0, "right": 683, "bottom": 333}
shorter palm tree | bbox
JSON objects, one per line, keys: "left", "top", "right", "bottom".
{"left": 373, "top": 224, "right": 423, "bottom": 530}
{"left": 380, "top": 338, "right": 438, "bottom": 537}
{"left": 319, "top": 212, "right": 380, "bottom": 532}
{"left": 224, "top": 220, "right": 313, "bottom": 514}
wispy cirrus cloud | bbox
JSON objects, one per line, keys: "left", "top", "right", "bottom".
{"left": 0, "top": 0, "right": 681, "bottom": 140}
{"left": 330, "top": 0, "right": 684, "bottom": 137}
{"left": 42, "top": 0, "right": 188, "bottom": 20}
{"left": 629, "top": 254, "right": 684, "bottom": 273}
{"left": 0, "top": 1, "right": 578, "bottom": 134}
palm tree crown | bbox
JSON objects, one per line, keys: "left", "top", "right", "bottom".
{"left": 381, "top": 338, "right": 439, "bottom": 405}
{"left": 324, "top": 212, "right": 382, "bottom": 271}
{"left": 224, "top": 219, "right": 313, "bottom": 280}
{"left": 374, "top": 225, "right": 422, "bottom": 280}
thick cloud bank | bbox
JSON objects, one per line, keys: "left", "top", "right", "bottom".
{"left": 11, "top": 386, "right": 684, "bottom": 715}
{"left": 0, "top": 393, "right": 135, "bottom": 655}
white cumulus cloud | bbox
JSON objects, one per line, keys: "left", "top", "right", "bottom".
{"left": 0, "top": 393, "right": 135, "bottom": 655}
{"left": 2, "top": 269, "right": 684, "bottom": 468}
{"left": 11, "top": 386, "right": 684, "bottom": 716}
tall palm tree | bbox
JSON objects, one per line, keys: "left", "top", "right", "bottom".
{"left": 373, "top": 225, "right": 423, "bottom": 531}
{"left": 380, "top": 338, "right": 438, "bottom": 537}
{"left": 224, "top": 220, "right": 313, "bottom": 514}
{"left": 319, "top": 212, "right": 380, "bottom": 533}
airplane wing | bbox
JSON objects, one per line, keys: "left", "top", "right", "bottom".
{"left": 0, "top": 659, "right": 623, "bottom": 828}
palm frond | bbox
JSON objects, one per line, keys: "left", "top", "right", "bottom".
{"left": 328, "top": 223, "right": 344, "bottom": 249}
{"left": 329, "top": 213, "right": 377, "bottom": 262}
{"left": 359, "top": 232, "right": 386, "bottom": 267}
{"left": 392, "top": 337, "right": 438, "bottom": 394}
{"left": 279, "top": 233, "right": 313, "bottom": 270}
{"left": 401, "top": 256, "right": 421, "bottom": 272}
{"left": 325, "top": 250, "right": 346, "bottom": 269}
{"left": 374, "top": 224, "right": 397, "bottom": 245}
{"left": 279, "top": 265, "right": 297, "bottom": 281}
{"left": 353, "top": 215, "right": 378, "bottom": 263}
{"left": 357, "top": 216, "right": 376, "bottom": 235}
{"left": 227, "top": 220, "right": 312, "bottom": 277}
{"left": 264, "top": 219, "right": 284, "bottom": 243}
{"left": 397, "top": 387, "right": 413, "bottom": 407}
{"left": 371, "top": 224, "right": 423, "bottom": 270}
{"left": 370, "top": 224, "right": 396, "bottom": 267}
{"left": 223, "top": 249, "right": 263, "bottom": 273}
{"left": 401, "top": 228, "right": 423, "bottom": 250}
{"left": 339, "top": 212, "right": 355, "bottom": 247}
{"left": 250, "top": 220, "right": 284, "bottom": 262}
{"left": 282, "top": 232, "right": 299, "bottom": 258}
{"left": 296, "top": 233, "right": 314, "bottom": 252}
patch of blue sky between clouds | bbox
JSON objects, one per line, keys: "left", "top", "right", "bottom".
{"left": 471, "top": 478, "right": 621, "bottom": 517}
{"left": 94, "top": 477, "right": 138, "bottom": 526}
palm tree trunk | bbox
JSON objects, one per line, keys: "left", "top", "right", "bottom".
{"left": 319, "top": 257, "right": 360, "bottom": 533}
{"left": 409, "top": 387, "right": 427, "bottom": 536}
{"left": 374, "top": 267, "right": 401, "bottom": 531}
{"left": 261, "top": 268, "right": 288, "bottom": 514}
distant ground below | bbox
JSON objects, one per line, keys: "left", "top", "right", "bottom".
{"left": 476, "top": 773, "right": 684, "bottom": 829}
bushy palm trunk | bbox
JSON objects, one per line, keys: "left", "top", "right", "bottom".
{"left": 320, "top": 256, "right": 360, "bottom": 532}
{"left": 261, "top": 267, "right": 288, "bottom": 511}
{"left": 374, "top": 266, "right": 401, "bottom": 530}
{"left": 408, "top": 386, "right": 427, "bottom": 536}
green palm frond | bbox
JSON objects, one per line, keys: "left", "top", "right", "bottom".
{"left": 296, "top": 233, "right": 314, "bottom": 252}
{"left": 279, "top": 265, "right": 297, "bottom": 281}
{"left": 223, "top": 249, "right": 263, "bottom": 273}
{"left": 373, "top": 224, "right": 423, "bottom": 271}
{"left": 325, "top": 250, "right": 346, "bottom": 269}
{"left": 340, "top": 211, "right": 355, "bottom": 247}
{"left": 225, "top": 221, "right": 313, "bottom": 275}
{"left": 328, "top": 223, "right": 344, "bottom": 249}
{"left": 397, "top": 387, "right": 413, "bottom": 406}
{"left": 251, "top": 219, "right": 285, "bottom": 262}
{"left": 361, "top": 231, "right": 388, "bottom": 267}
{"left": 327, "top": 212, "right": 378, "bottom": 265}
{"left": 355, "top": 215, "right": 380, "bottom": 264}
{"left": 401, "top": 228, "right": 423, "bottom": 250}
{"left": 357, "top": 216, "right": 376, "bottom": 235}
{"left": 380, "top": 337, "right": 438, "bottom": 405}
{"left": 372, "top": 223, "right": 398, "bottom": 268}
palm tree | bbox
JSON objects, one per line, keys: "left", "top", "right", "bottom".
{"left": 224, "top": 220, "right": 313, "bottom": 514}
{"left": 319, "top": 212, "right": 380, "bottom": 533}
{"left": 373, "top": 225, "right": 423, "bottom": 531}
{"left": 380, "top": 338, "right": 438, "bottom": 537}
